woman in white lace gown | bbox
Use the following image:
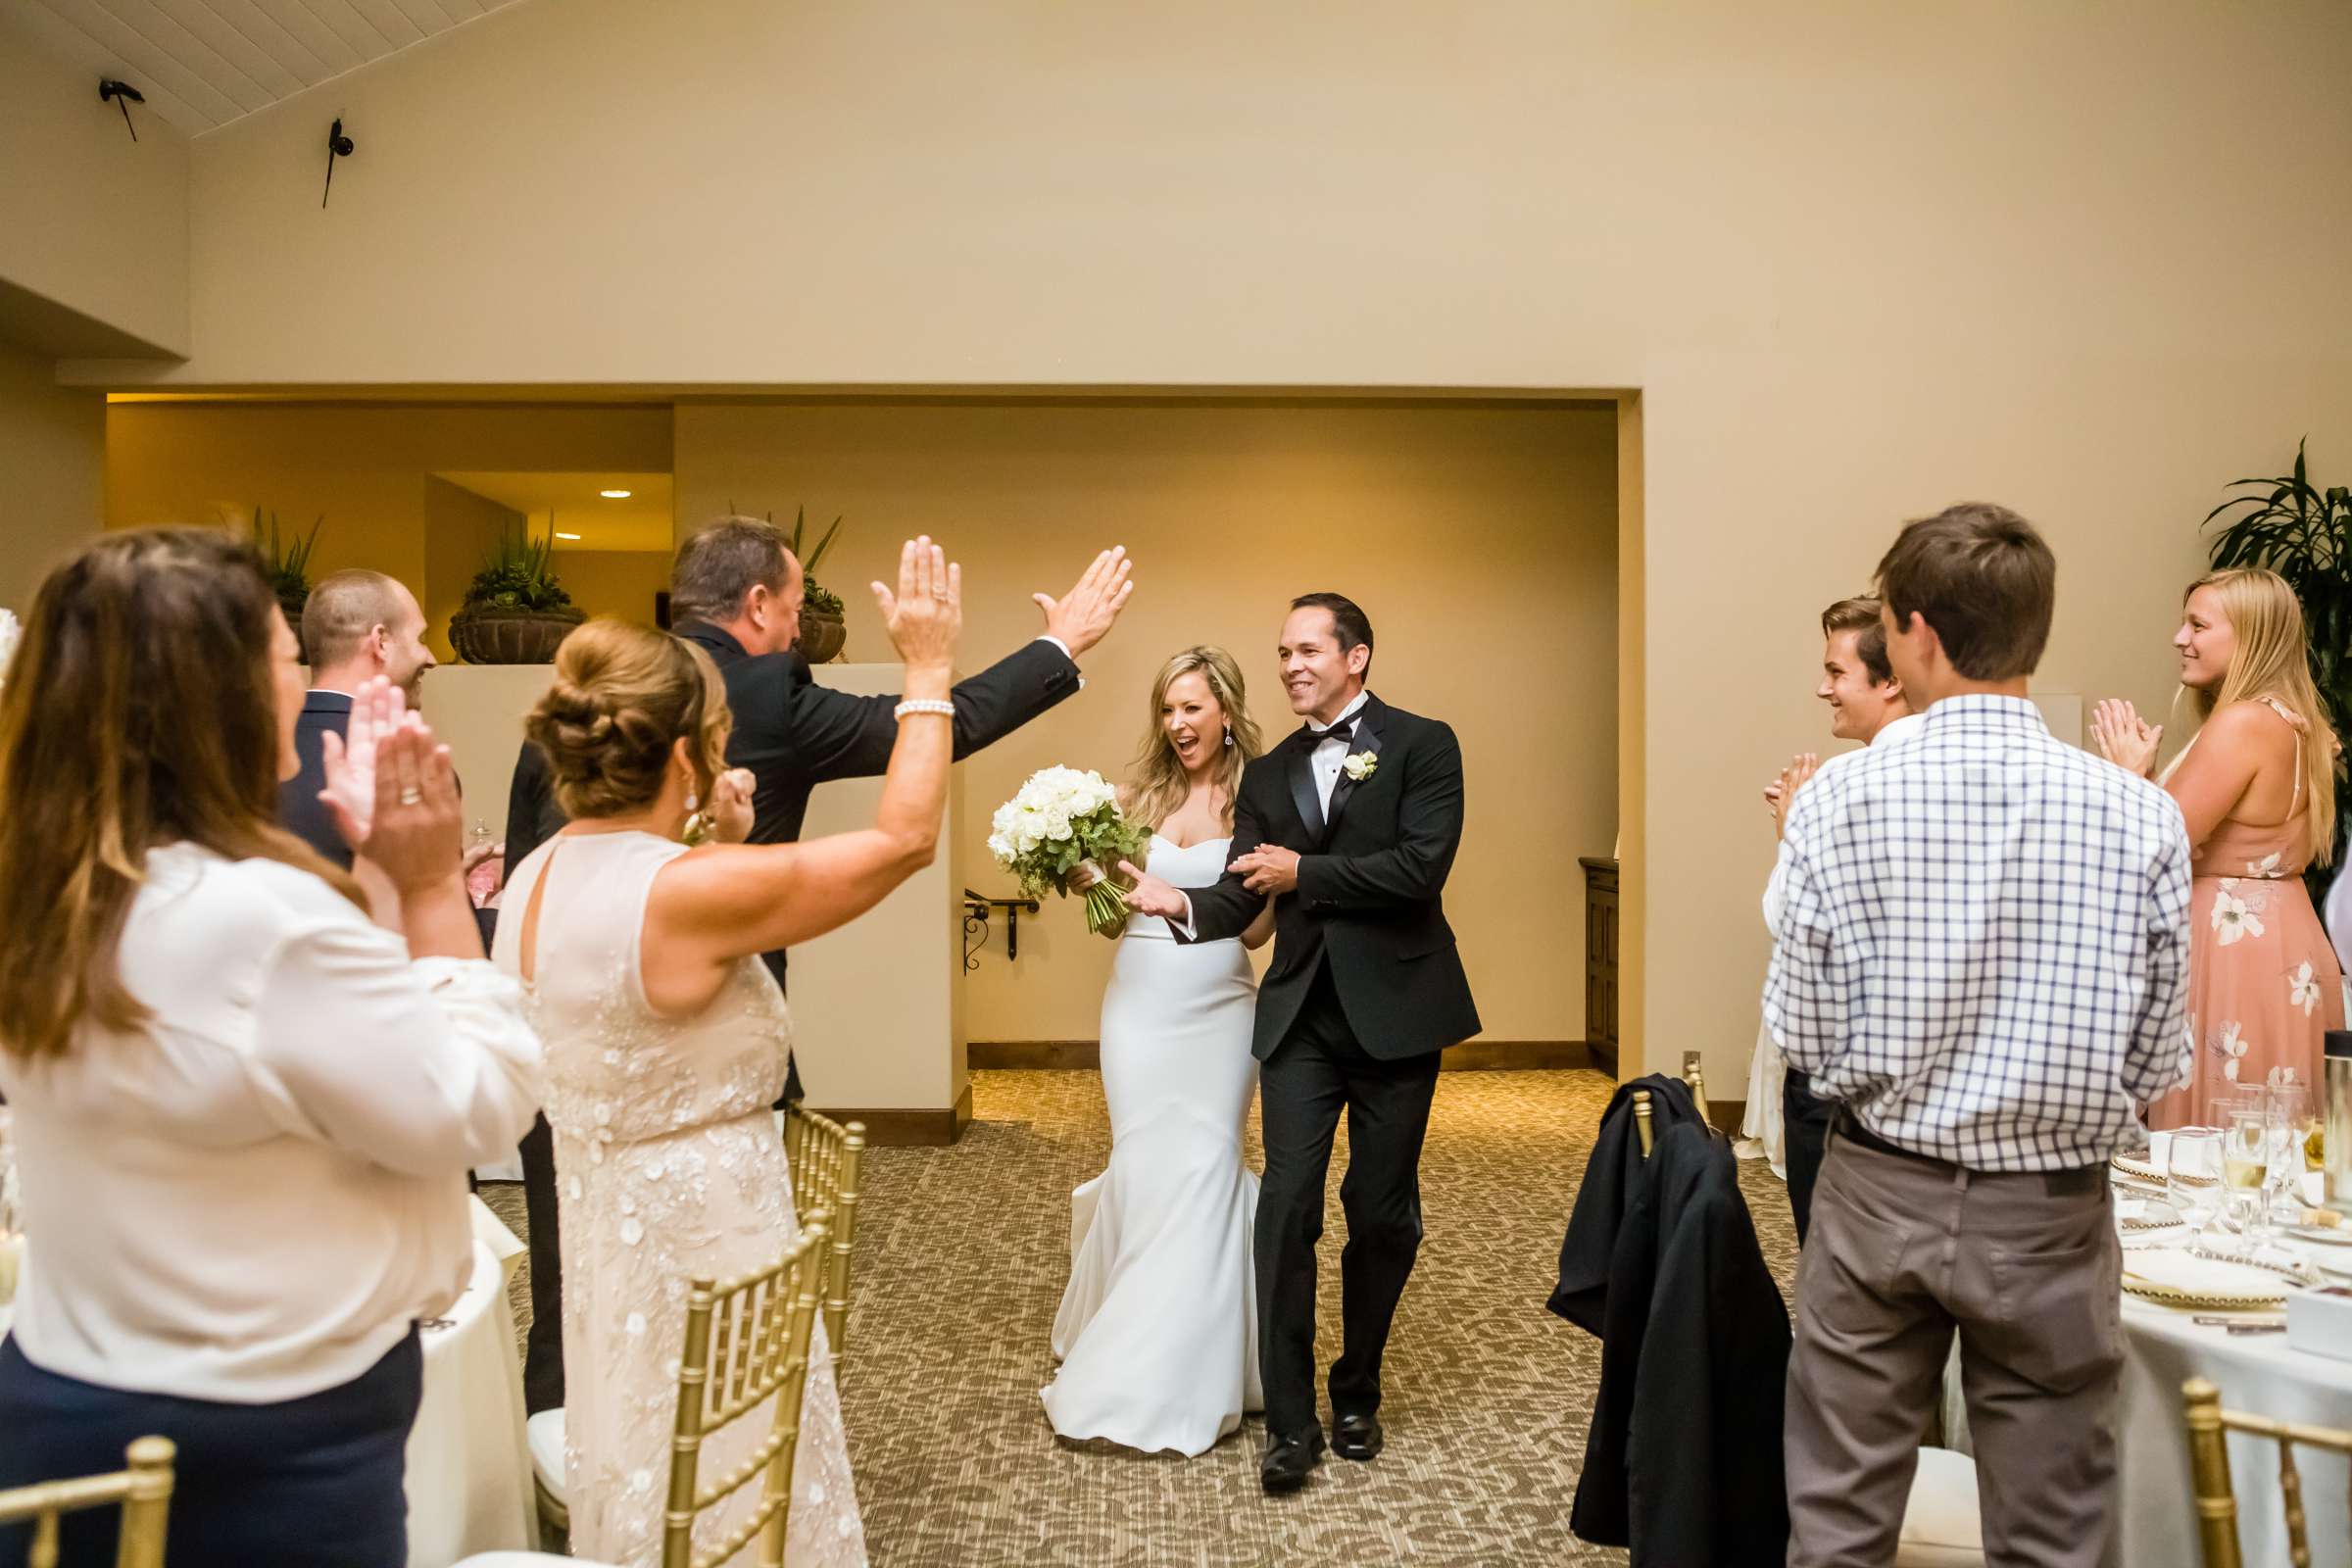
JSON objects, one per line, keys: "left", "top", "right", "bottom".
{"left": 1043, "top": 648, "right": 1273, "bottom": 1456}
{"left": 493, "top": 540, "right": 963, "bottom": 1566}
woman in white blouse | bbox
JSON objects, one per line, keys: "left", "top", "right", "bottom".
{"left": 0, "top": 528, "right": 542, "bottom": 1568}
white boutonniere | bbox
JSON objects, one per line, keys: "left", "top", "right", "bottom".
{"left": 1341, "top": 750, "right": 1378, "bottom": 782}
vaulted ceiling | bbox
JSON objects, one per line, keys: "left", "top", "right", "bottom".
{"left": 6, "top": 0, "right": 529, "bottom": 137}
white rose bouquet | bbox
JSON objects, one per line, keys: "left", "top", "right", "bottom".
{"left": 988, "top": 764, "right": 1152, "bottom": 936}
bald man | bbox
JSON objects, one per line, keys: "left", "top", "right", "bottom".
{"left": 278, "top": 569, "right": 437, "bottom": 869}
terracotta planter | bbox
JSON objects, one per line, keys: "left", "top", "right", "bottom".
{"left": 796, "top": 606, "right": 847, "bottom": 664}
{"left": 450, "top": 605, "right": 587, "bottom": 664}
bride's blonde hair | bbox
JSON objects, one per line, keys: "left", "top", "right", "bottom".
{"left": 1125, "top": 647, "right": 1262, "bottom": 833}
{"left": 2172, "top": 567, "right": 2338, "bottom": 861}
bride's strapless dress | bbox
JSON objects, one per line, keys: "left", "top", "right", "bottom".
{"left": 1041, "top": 834, "right": 1264, "bottom": 1456}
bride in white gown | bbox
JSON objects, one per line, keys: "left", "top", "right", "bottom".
{"left": 1043, "top": 647, "right": 1274, "bottom": 1457}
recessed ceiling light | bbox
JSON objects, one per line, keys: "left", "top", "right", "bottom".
{"left": 555, "top": 531, "right": 582, "bottom": 541}
{"left": 599, "top": 489, "right": 632, "bottom": 499}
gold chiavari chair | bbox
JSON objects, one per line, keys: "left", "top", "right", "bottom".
{"left": 0, "top": 1436, "right": 174, "bottom": 1568}
{"left": 459, "top": 1227, "right": 829, "bottom": 1568}
{"left": 1630, "top": 1058, "right": 1713, "bottom": 1159}
{"left": 783, "top": 1104, "right": 864, "bottom": 1356}
{"left": 2182, "top": 1375, "right": 2352, "bottom": 1568}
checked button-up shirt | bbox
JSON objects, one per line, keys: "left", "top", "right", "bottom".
{"left": 1764, "top": 694, "right": 2193, "bottom": 1173}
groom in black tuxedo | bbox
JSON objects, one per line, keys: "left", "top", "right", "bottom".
{"left": 1123, "top": 593, "right": 1479, "bottom": 1494}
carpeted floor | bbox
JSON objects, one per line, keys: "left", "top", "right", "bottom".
{"left": 487, "top": 1067, "right": 1800, "bottom": 1566}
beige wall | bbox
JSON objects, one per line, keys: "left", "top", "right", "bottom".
{"left": 47, "top": 0, "right": 2352, "bottom": 1089}
{"left": 0, "top": 342, "right": 106, "bottom": 611}
{"left": 550, "top": 549, "right": 668, "bottom": 630}
{"left": 106, "top": 402, "right": 672, "bottom": 658}
{"left": 0, "top": 11, "right": 188, "bottom": 358}
{"left": 676, "top": 399, "right": 1619, "bottom": 1045}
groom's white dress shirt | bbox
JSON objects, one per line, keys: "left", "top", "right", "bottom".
{"left": 1307, "top": 690, "right": 1372, "bottom": 815}
{"left": 1761, "top": 710, "right": 1924, "bottom": 941}
{"left": 0, "top": 843, "right": 544, "bottom": 1403}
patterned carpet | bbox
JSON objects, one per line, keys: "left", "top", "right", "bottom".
{"left": 487, "top": 1068, "right": 1801, "bottom": 1566}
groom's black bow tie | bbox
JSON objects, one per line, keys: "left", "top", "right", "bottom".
{"left": 1303, "top": 718, "right": 1357, "bottom": 747}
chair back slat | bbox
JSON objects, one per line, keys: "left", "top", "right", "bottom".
{"left": 2180, "top": 1377, "right": 2352, "bottom": 1568}
{"left": 784, "top": 1106, "right": 865, "bottom": 1355}
{"left": 661, "top": 1223, "right": 827, "bottom": 1568}
{"left": 0, "top": 1437, "right": 174, "bottom": 1568}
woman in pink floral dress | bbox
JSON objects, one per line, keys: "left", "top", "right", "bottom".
{"left": 2094, "top": 568, "right": 2343, "bottom": 1128}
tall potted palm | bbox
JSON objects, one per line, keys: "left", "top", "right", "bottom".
{"left": 449, "top": 514, "right": 585, "bottom": 664}
{"left": 2202, "top": 438, "right": 2351, "bottom": 876}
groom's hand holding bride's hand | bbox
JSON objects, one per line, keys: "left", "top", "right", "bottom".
{"left": 1033, "top": 546, "right": 1135, "bottom": 659}
{"left": 1231, "top": 844, "right": 1299, "bottom": 897}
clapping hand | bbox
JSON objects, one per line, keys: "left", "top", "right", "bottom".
{"left": 873, "top": 537, "right": 962, "bottom": 673}
{"left": 343, "top": 713, "right": 465, "bottom": 895}
{"left": 1034, "top": 547, "right": 1135, "bottom": 659}
{"left": 2091, "top": 699, "right": 2161, "bottom": 778}
{"left": 707, "top": 767, "right": 756, "bottom": 845}
{"left": 319, "top": 677, "right": 413, "bottom": 851}
{"left": 1768, "top": 753, "right": 1820, "bottom": 839}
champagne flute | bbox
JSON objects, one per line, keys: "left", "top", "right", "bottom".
{"left": 2223, "top": 1104, "right": 2271, "bottom": 1249}
{"left": 2265, "top": 1082, "right": 2310, "bottom": 1225}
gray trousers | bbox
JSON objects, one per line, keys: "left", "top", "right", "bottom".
{"left": 1785, "top": 1129, "right": 2122, "bottom": 1568}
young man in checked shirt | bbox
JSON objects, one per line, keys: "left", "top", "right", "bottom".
{"left": 1764, "top": 503, "right": 2194, "bottom": 1567}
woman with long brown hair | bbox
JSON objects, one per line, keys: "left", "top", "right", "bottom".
{"left": 2094, "top": 565, "right": 2345, "bottom": 1126}
{"left": 1042, "top": 646, "right": 1274, "bottom": 1456}
{"left": 0, "top": 528, "right": 542, "bottom": 1568}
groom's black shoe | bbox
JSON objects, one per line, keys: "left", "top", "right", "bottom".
{"left": 1332, "top": 1412, "right": 1384, "bottom": 1462}
{"left": 1259, "top": 1428, "right": 1325, "bottom": 1494}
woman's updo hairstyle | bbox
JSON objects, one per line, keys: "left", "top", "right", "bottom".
{"left": 527, "top": 619, "right": 731, "bottom": 819}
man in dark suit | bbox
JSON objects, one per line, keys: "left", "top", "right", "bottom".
{"left": 503, "top": 515, "right": 1133, "bottom": 1414}
{"left": 1124, "top": 592, "right": 1479, "bottom": 1494}
{"left": 278, "top": 570, "right": 439, "bottom": 869}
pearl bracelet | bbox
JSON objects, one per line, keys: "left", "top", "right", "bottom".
{"left": 894, "top": 699, "right": 955, "bottom": 721}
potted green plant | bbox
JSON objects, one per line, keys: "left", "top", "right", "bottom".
{"left": 449, "top": 513, "right": 586, "bottom": 664}
{"left": 2202, "top": 438, "right": 2351, "bottom": 880}
{"left": 245, "top": 507, "right": 322, "bottom": 658}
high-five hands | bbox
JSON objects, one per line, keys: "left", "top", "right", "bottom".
{"left": 1034, "top": 547, "right": 1135, "bottom": 659}
{"left": 2091, "top": 699, "right": 2161, "bottom": 778}
{"left": 873, "top": 537, "right": 962, "bottom": 672}
{"left": 1230, "top": 844, "right": 1301, "bottom": 897}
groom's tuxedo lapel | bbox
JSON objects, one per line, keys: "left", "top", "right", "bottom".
{"left": 1286, "top": 731, "right": 1327, "bottom": 845}
{"left": 1320, "top": 696, "right": 1387, "bottom": 842}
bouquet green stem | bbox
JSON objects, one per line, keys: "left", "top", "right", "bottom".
{"left": 1080, "top": 861, "right": 1134, "bottom": 936}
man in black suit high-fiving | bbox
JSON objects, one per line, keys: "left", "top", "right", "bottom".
{"left": 1122, "top": 593, "right": 1479, "bottom": 1494}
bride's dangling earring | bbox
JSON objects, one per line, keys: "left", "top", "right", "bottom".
{"left": 1223, "top": 726, "right": 1234, "bottom": 749}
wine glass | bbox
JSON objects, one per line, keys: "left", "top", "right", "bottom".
{"left": 2222, "top": 1103, "right": 2272, "bottom": 1248}
{"left": 2166, "top": 1128, "right": 2224, "bottom": 1240}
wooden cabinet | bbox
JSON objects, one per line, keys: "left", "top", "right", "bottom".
{"left": 1578, "top": 857, "right": 1619, "bottom": 1073}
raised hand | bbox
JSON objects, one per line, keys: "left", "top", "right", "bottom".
{"left": 1033, "top": 547, "right": 1134, "bottom": 659}
{"left": 871, "top": 536, "right": 961, "bottom": 674}
{"left": 2091, "top": 698, "right": 2161, "bottom": 778}
{"left": 1117, "top": 860, "right": 1189, "bottom": 920}
{"left": 318, "top": 677, "right": 409, "bottom": 851}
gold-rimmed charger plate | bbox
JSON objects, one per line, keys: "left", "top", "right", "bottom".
{"left": 2122, "top": 1248, "right": 2288, "bottom": 1310}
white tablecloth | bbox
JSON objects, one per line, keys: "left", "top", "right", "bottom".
{"left": 405, "top": 1238, "right": 536, "bottom": 1568}
{"left": 2112, "top": 1171, "right": 2352, "bottom": 1568}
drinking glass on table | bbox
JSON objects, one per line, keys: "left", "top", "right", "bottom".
{"left": 2167, "top": 1128, "right": 2224, "bottom": 1239}
{"left": 2264, "top": 1083, "right": 2311, "bottom": 1225}
{"left": 2222, "top": 1102, "right": 2273, "bottom": 1248}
